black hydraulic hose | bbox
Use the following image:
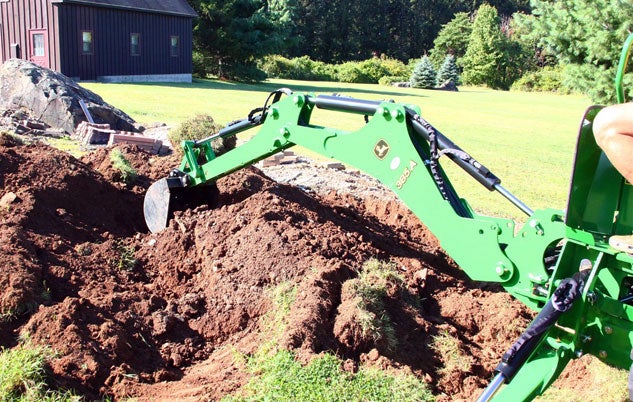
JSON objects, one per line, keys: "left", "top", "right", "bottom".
{"left": 500, "top": 270, "right": 587, "bottom": 374}
{"left": 477, "top": 269, "right": 589, "bottom": 401}
{"left": 405, "top": 108, "right": 501, "bottom": 191}
{"left": 423, "top": 123, "right": 472, "bottom": 217}
{"left": 409, "top": 130, "right": 472, "bottom": 217}
{"left": 405, "top": 108, "right": 534, "bottom": 216}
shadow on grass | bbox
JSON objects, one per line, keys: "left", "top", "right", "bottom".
{"left": 106, "top": 78, "right": 430, "bottom": 100}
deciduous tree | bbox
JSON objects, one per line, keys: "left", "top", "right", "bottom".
{"left": 459, "top": 4, "right": 506, "bottom": 88}
{"left": 459, "top": 4, "right": 526, "bottom": 89}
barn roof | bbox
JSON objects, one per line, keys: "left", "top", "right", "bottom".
{"left": 51, "top": 0, "right": 198, "bottom": 18}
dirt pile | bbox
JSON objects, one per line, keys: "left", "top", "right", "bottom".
{"left": 0, "top": 136, "right": 539, "bottom": 400}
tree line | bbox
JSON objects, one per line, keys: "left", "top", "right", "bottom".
{"left": 188, "top": 0, "right": 632, "bottom": 103}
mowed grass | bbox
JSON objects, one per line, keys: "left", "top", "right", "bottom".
{"left": 82, "top": 78, "right": 592, "bottom": 220}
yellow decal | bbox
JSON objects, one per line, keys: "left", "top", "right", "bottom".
{"left": 396, "top": 160, "right": 418, "bottom": 189}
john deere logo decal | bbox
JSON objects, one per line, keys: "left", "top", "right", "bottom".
{"left": 374, "top": 139, "right": 390, "bottom": 160}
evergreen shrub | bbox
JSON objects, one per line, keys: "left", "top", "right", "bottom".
{"left": 409, "top": 56, "right": 437, "bottom": 89}
{"left": 436, "top": 54, "right": 460, "bottom": 85}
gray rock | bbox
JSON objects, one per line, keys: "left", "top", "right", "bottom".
{"left": 438, "top": 79, "right": 459, "bottom": 92}
{"left": 392, "top": 81, "right": 411, "bottom": 88}
{"left": 0, "top": 59, "right": 138, "bottom": 135}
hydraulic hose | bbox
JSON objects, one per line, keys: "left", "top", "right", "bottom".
{"left": 477, "top": 268, "right": 589, "bottom": 402}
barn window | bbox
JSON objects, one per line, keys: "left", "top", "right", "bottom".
{"left": 81, "top": 31, "right": 93, "bottom": 54}
{"left": 170, "top": 36, "right": 179, "bottom": 57}
{"left": 130, "top": 33, "right": 140, "bottom": 56}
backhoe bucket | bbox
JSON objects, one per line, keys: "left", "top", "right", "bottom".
{"left": 144, "top": 178, "right": 173, "bottom": 233}
{"left": 144, "top": 177, "right": 219, "bottom": 233}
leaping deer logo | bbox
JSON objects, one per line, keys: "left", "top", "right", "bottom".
{"left": 374, "top": 140, "right": 390, "bottom": 160}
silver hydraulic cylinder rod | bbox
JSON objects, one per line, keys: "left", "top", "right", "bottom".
{"left": 494, "top": 184, "right": 534, "bottom": 216}
{"left": 476, "top": 373, "right": 506, "bottom": 402}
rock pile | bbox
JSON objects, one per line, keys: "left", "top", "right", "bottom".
{"left": 0, "top": 108, "right": 65, "bottom": 137}
{"left": 0, "top": 59, "right": 138, "bottom": 135}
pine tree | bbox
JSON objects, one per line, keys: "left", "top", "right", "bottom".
{"left": 459, "top": 4, "right": 506, "bottom": 88}
{"left": 528, "top": 0, "right": 633, "bottom": 103}
{"left": 190, "top": 0, "right": 283, "bottom": 81}
{"left": 267, "top": 0, "right": 299, "bottom": 52}
{"left": 429, "top": 12, "right": 472, "bottom": 68}
{"left": 410, "top": 56, "right": 437, "bottom": 89}
{"left": 436, "top": 54, "right": 460, "bottom": 86}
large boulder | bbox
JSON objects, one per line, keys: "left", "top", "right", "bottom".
{"left": 0, "top": 59, "right": 138, "bottom": 135}
{"left": 438, "top": 79, "right": 459, "bottom": 92}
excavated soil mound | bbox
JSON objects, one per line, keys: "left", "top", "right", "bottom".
{"left": 1, "top": 137, "right": 541, "bottom": 400}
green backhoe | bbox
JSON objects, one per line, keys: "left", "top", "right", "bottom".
{"left": 143, "top": 36, "right": 633, "bottom": 401}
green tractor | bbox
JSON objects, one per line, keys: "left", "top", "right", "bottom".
{"left": 144, "top": 36, "right": 633, "bottom": 400}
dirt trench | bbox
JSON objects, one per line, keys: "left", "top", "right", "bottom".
{"left": 1, "top": 137, "right": 579, "bottom": 401}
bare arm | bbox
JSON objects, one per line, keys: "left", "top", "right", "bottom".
{"left": 593, "top": 103, "right": 633, "bottom": 183}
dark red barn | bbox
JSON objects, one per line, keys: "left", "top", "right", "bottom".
{"left": 0, "top": 0, "right": 197, "bottom": 82}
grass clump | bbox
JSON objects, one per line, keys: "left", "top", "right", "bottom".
{"left": 255, "top": 282, "right": 297, "bottom": 357}
{"left": 431, "top": 330, "right": 472, "bottom": 374}
{"left": 47, "top": 136, "right": 84, "bottom": 158}
{"left": 0, "top": 300, "right": 40, "bottom": 323}
{"left": 0, "top": 341, "right": 79, "bottom": 401}
{"left": 226, "top": 350, "right": 433, "bottom": 402}
{"left": 346, "top": 259, "right": 406, "bottom": 350}
{"left": 169, "top": 114, "right": 235, "bottom": 158}
{"left": 112, "top": 240, "right": 137, "bottom": 271}
{"left": 109, "top": 148, "right": 137, "bottom": 185}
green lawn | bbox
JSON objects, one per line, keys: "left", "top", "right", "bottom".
{"left": 82, "top": 79, "right": 592, "bottom": 219}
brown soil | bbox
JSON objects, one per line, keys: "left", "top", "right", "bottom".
{"left": 0, "top": 137, "right": 571, "bottom": 400}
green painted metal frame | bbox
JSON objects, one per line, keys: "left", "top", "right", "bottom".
{"left": 176, "top": 93, "right": 567, "bottom": 308}
{"left": 616, "top": 33, "right": 633, "bottom": 103}
{"left": 162, "top": 34, "right": 633, "bottom": 399}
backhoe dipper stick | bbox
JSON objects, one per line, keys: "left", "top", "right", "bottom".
{"left": 194, "top": 113, "right": 264, "bottom": 146}
{"left": 305, "top": 94, "right": 533, "bottom": 217}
